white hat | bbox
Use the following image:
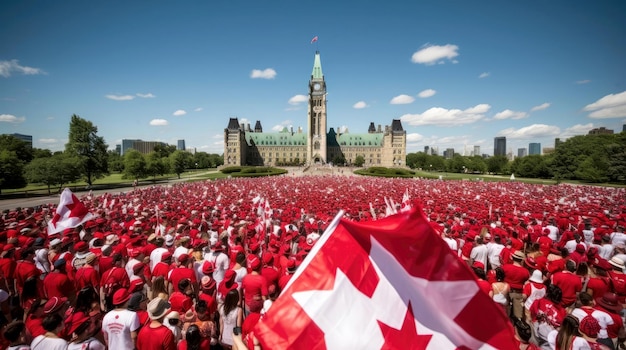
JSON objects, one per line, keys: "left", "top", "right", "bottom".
{"left": 106, "top": 234, "right": 119, "bottom": 245}
{"left": 529, "top": 269, "right": 543, "bottom": 283}
{"left": 609, "top": 257, "right": 625, "bottom": 271}
{"left": 148, "top": 297, "right": 171, "bottom": 320}
{"left": 49, "top": 238, "right": 62, "bottom": 247}
{"left": 165, "top": 234, "right": 175, "bottom": 246}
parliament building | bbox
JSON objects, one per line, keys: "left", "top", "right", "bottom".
{"left": 224, "top": 51, "right": 406, "bottom": 167}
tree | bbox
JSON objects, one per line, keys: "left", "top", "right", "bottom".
{"left": 65, "top": 114, "right": 109, "bottom": 186}
{"left": 153, "top": 144, "right": 177, "bottom": 158}
{"left": 332, "top": 154, "right": 346, "bottom": 166}
{"left": 108, "top": 150, "right": 124, "bottom": 173}
{"left": 208, "top": 153, "right": 224, "bottom": 168}
{"left": 0, "top": 150, "right": 26, "bottom": 193}
{"left": 146, "top": 152, "right": 170, "bottom": 180}
{"left": 486, "top": 156, "right": 509, "bottom": 174}
{"left": 123, "top": 149, "right": 147, "bottom": 180}
{"left": 354, "top": 155, "right": 365, "bottom": 167}
{"left": 170, "top": 150, "right": 191, "bottom": 179}
{"left": 193, "top": 152, "right": 211, "bottom": 169}
{"left": 0, "top": 134, "right": 33, "bottom": 163}
{"left": 32, "top": 148, "right": 53, "bottom": 159}
{"left": 24, "top": 153, "right": 81, "bottom": 194}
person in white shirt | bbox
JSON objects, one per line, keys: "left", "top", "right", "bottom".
{"left": 149, "top": 236, "right": 169, "bottom": 273}
{"left": 598, "top": 235, "right": 614, "bottom": 260}
{"left": 487, "top": 235, "right": 505, "bottom": 269}
{"left": 30, "top": 313, "right": 67, "bottom": 350}
{"left": 470, "top": 237, "right": 488, "bottom": 271}
{"left": 204, "top": 243, "right": 229, "bottom": 286}
{"left": 102, "top": 289, "right": 140, "bottom": 350}
{"left": 571, "top": 292, "right": 614, "bottom": 342}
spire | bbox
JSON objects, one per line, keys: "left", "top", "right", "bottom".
{"left": 311, "top": 51, "right": 323, "bottom": 80}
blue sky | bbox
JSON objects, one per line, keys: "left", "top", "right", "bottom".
{"left": 1, "top": 0, "right": 625, "bottom": 156}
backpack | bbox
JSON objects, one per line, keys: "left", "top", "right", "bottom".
{"left": 102, "top": 267, "right": 121, "bottom": 298}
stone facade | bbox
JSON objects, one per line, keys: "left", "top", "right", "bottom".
{"left": 224, "top": 51, "right": 406, "bottom": 167}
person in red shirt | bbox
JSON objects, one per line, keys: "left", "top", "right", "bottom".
{"left": 74, "top": 253, "right": 100, "bottom": 291}
{"left": 14, "top": 248, "right": 41, "bottom": 299}
{"left": 471, "top": 261, "right": 492, "bottom": 295}
{"left": 502, "top": 250, "right": 530, "bottom": 319}
{"left": 242, "top": 255, "right": 268, "bottom": 314}
{"left": 594, "top": 292, "right": 626, "bottom": 344}
{"left": 168, "top": 254, "right": 197, "bottom": 294}
{"left": 547, "top": 247, "right": 569, "bottom": 276}
{"left": 169, "top": 278, "right": 194, "bottom": 314}
{"left": 529, "top": 284, "right": 567, "bottom": 345}
{"left": 587, "top": 262, "right": 611, "bottom": 298}
{"left": 278, "top": 259, "right": 297, "bottom": 293}
{"left": 0, "top": 245, "right": 17, "bottom": 297}
{"left": 152, "top": 251, "right": 173, "bottom": 282}
{"left": 260, "top": 252, "right": 280, "bottom": 300}
{"left": 136, "top": 297, "right": 176, "bottom": 350}
{"left": 100, "top": 253, "right": 131, "bottom": 312}
{"left": 43, "top": 258, "right": 75, "bottom": 301}
{"left": 536, "top": 228, "right": 553, "bottom": 257}
{"left": 551, "top": 260, "right": 582, "bottom": 307}
{"left": 24, "top": 298, "right": 46, "bottom": 338}
{"left": 198, "top": 276, "right": 217, "bottom": 317}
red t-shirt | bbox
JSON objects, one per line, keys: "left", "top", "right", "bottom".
{"left": 261, "top": 266, "right": 280, "bottom": 289}
{"left": 74, "top": 265, "right": 100, "bottom": 290}
{"left": 476, "top": 279, "right": 492, "bottom": 295}
{"left": 169, "top": 291, "right": 193, "bottom": 314}
{"left": 100, "top": 266, "right": 131, "bottom": 291}
{"left": 586, "top": 277, "right": 610, "bottom": 298}
{"left": 136, "top": 324, "right": 176, "bottom": 350}
{"left": 168, "top": 267, "right": 196, "bottom": 293}
{"left": 14, "top": 260, "right": 40, "bottom": 294}
{"left": 242, "top": 274, "right": 268, "bottom": 309}
{"left": 501, "top": 264, "right": 530, "bottom": 289}
{"left": 43, "top": 271, "right": 75, "bottom": 299}
{"left": 547, "top": 258, "right": 566, "bottom": 274}
{"left": 25, "top": 314, "right": 45, "bottom": 338}
{"left": 551, "top": 271, "right": 582, "bottom": 306}
{"left": 198, "top": 292, "right": 217, "bottom": 316}
{"left": 152, "top": 262, "right": 170, "bottom": 280}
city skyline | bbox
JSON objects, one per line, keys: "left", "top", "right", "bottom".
{"left": 1, "top": 1, "right": 625, "bottom": 156}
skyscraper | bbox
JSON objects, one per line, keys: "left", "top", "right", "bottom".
{"left": 494, "top": 137, "right": 506, "bottom": 156}
{"left": 518, "top": 148, "right": 527, "bottom": 158}
{"left": 177, "top": 139, "right": 186, "bottom": 151}
{"left": 529, "top": 143, "right": 541, "bottom": 155}
{"left": 473, "top": 145, "right": 480, "bottom": 157}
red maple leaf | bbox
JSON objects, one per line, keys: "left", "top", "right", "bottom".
{"left": 378, "top": 301, "right": 432, "bottom": 350}
{"left": 50, "top": 213, "right": 61, "bottom": 228}
{"left": 67, "top": 194, "right": 89, "bottom": 218}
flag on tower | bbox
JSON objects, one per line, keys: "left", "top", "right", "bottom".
{"left": 310, "top": 36, "right": 318, "bottom": 44}
{"left": 47, "top": 188, "right": 96, "bottom": 235}
{"left": 254, "top": 205, "right": 517, "bottom": 349}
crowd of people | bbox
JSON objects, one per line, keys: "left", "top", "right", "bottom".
{"left": 0, "top": 175, "right": 624, "bottom": 349}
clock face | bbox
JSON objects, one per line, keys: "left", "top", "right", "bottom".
{"left": 313, "top": 83, "right": 321, "bottom": 91}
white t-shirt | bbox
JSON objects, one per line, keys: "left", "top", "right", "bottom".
{"left": 30, "top": 336, "right": 68, "bottom": 350}
{"left": 125, "top": 258, "right": 141, "bottom": 280}
{"left": 67, "top": 337, "right": 106, "bottom": 350}
{"left": 599, "top": 244, "right": 615, "bottom": 260}
{"left": 571, "top": 308, "right": 614, "bottom": 339}
{"left": 443, "top": 237, "right": 458, "bottom": 252}
{"left": 470, "top": 244, "right": 488, "bottom": 269}
{"left": 149, "top": 247, "right": 168, "bottom": 273}
{"left": 487, "top": 243, "right": 505, "bottom": 268}
{"left": 102, "top": 309, "right": 140, "bottom": 350}
{"left": 204, "top": 251, "right": 229, "bottom": 286}
{"left": 234, "top": 266, "right": 247, "bottom": 286}
{"left": 547, "top": 330, "right": 591, "bottom": 350}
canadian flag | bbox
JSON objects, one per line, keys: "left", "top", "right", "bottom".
{"left": 47, "top": 188, "right": 96, "bottom": 235}
{"left": 254, "top": 204, "right": 516, "bottom": 349}
{"left": 311, "top": 36, "right": 318, "bottom": 44}
{"left": 400, "top": 189, "right": 412, "bottom": 213}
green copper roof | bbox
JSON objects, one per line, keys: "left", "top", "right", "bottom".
{"left": 311, "top": 51, "right": 323, "bottom": 80}
{"left": 335, "top": 133, "right": 383, "bottom": 147}
{"left": 245, "top": 132, "right": 307, "bottom": 147}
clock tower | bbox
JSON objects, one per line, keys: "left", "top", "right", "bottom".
{"left": 307, "top": 51, "right": 328, "bottom": 164}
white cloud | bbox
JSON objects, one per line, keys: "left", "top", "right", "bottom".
{"left": 411, "top": 44, "right": 459, "bottom": 65}
{"left": 400, "top": 104, "right": 490, "bottom": 127}
{"left": 106, "top": 94, "right": 135, "bottom": 101}
{"left": 390, "top": 94, "right": 415, "bottom": 104}
{"left": 39, "top": 138, "right": 58, "bottom": 143}
{"left": 498, "top": 124, "right": 560, "bottom": 139}
{"left": 479, "top": 72, "right": 490, "bottom": 79}
{"left": 493, "top": 109, "right": 528, "bottom": 120}
{"left": 173, "top": 109, "right": 187, "bottom": 116}
{"left": 418, "top": 89, "right": 436, "bottom": 98}
{"left": 0, "top": 114, "right": 26, "bottom": 123}
{"left": 212, "top": 134, "right": 223, "bottom": 139}
{"left": 0, "top": 59, "right": 46, "bottom": 77}
{"left": 250, "top": 68, "right": 277, "bottom": 79}
{"left": 46, "top": 116, "right": 54, "bottom": 120}
{"left": 583, "top": 91, "right": 626, "bottom": 119}
{"left": 530, "top": 102, "right": 551, "bottom": 112}
{"left": 559, "top": 123, "right": 594, "bottom": 139}
{"left": 272, "top": 120, "right": 292, "bottom": 132}
{"left": 576, "top": 80, "right": 591, "bottom": 85}
{"left": 149, "top": 119, "right": 169, "bottom": 126}
{"left": 194, "top": 107, "right": 203, "bottom": 112}
{"left": 406, "top": 133, "right": 423, "bottom": 142}
{"left": 136, "top": 93, "right": 155, "bottom": 98}
{"left": 353, "top": 101, "right": 368, "bottom": 109}
{"left": 288, "top": 95, "right": 308, "bottom": 105}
